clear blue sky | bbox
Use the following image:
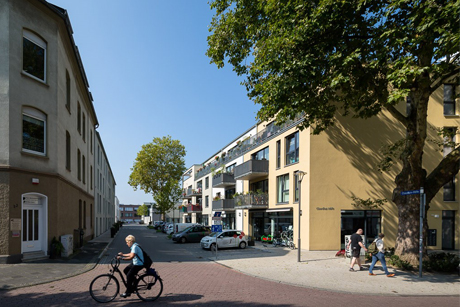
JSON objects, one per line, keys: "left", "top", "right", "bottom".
{"left": 49, "top": 0, "right": 260, "bottom": 205}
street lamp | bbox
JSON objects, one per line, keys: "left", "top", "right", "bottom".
{"left": 295, "top": 170, "right": 307, "bottom": 262}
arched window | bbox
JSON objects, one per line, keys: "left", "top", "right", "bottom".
{"left": 22, "top": 107, "right": 46, "bottom": 155}
{"left": 23, "top": 29, "right": 47, "bottom": 82}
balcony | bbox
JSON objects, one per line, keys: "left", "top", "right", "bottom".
{"left": 212, "top": 172, "right": 236, "bottom": 188}
{"left": 234, "top": 193, "right": 268, "bottom": 209}
{"left": 183, "top": 188, "right": 202, "bottom": 199}
{"left": 212, "top": 199, "right": 235, "bottom": 211}
{"left": 234, "top": 159, "right": 269, "bottom": 181}
{"left": 187, "top": 204, "right": 202, "bottom": 213}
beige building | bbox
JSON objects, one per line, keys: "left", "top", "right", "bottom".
{"left": 0, "top": 0, "right": 115, "bottom": 263}
{"left": 183, "top": 85, "right": 459, "bottom": 252}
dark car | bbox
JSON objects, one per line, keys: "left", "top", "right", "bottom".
{"left": 172, "top": 225, "right": 211, "bottom": 243}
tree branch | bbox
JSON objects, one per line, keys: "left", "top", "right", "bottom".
{"left": 385, "top": 105, "right": 409, "bottom": 127}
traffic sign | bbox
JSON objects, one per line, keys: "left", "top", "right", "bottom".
{"left": 212, "top": 217, "right": 222, "bottom": 221}
{"left": 214, "top": 212, "right": 221, "bottom": 217}
{"left": 211, "top": 225, "right": 222, "bottom": 232}
{"left": 401, "top": 190, "right": 420, "bottom": 195}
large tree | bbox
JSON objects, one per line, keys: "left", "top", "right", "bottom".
{"left": 207, "top": 0, "right": 459, "bottom": 265}
{"left": 153, "top": 179, "right": 183, "bottom": 221}
{"left": 129, "top": 136, "right": 186, "bottom": 219}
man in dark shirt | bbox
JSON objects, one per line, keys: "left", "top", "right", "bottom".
{"left": 347, "top": 228, "right": 367, "bottom": 272}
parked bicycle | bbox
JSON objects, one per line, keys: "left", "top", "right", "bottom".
{"left": 273, "top": 230, "right": 295, "bottom": 250}
{"left": 89, "top": 256, "right": 163, "bottom": 303}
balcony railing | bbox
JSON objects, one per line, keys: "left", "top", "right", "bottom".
{"left": 234, "top": 193, "right": 268, "bottom": 209}
{"left": 187, "top": 204, "right": 202, "bottom": 212}
{"left": 234, "top": 159, "right": 269, "bottom": 180}
{"left": 212, "top": 199, "right": 235, "bottom": 211}
{"left": 183, "top": 188, "right": 202, "bottom": 199}
{"left": 194, "top": 114, "right": 304, "bottom": 180}
{"left": 212, "top": 172, "right": 236, "bottom": 187}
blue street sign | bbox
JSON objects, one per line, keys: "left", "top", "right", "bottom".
{"left": 214, "top": 212, "right": 221, "bottom": 217}
{"left": 211, "top": 225, "right": 222, "bottom": 232}
{"left": 401, "top": 189, "right": 420, "bottom": 195}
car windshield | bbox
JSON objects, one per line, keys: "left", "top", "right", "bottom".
{"left": 208, "top": 232, "right": 221, "bottom": 237}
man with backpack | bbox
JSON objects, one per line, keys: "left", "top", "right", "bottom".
{"left": 117, "top": 234, "right": 146, "bottom": 298}
{"left": 347, "top": 228, "right": 367, "bottom": 272}
{"left": 368, "top": 233, "right": 395, "bottom": 277}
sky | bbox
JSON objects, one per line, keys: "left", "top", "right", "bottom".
{"left": 48, "top": 0, "right": 260, "bottom": 205}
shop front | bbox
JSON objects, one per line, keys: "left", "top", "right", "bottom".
{"left": 341, "top": 210, "right": 381, "bottom": 248}
{"left": 249, "top": 209, "right": 293, "bottom": 241}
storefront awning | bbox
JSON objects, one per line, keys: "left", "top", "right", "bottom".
{"left": 266, "top": 208, "right": 291, "bottom": 212}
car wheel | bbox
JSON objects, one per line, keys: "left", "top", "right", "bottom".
{"left": 180, "top": 237, "right": 187, "bottom": 243}
{"left": 239, "top": 241, "right": 247, "bottom": 249}
{"left": 210, "top": 243, "right": 216, "bottom": 252}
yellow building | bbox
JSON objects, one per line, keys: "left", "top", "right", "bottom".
{"left": 184, "top": 84, "right": 459, "bottom": 252}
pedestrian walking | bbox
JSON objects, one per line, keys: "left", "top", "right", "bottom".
{"left": 368, "top": 233, "right": 395, "bottom": 277}
{"left": 117, "top": 234, "right": 144, "bottom": 297}
{"left": 347, "top": 228, "right": 367, "bottom": 271}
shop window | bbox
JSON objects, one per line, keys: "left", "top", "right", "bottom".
{"left": 23, "top": 30, "right": 46, "bottom": 82}
{"left": 340, "top": 210, "right": 381, "bottom": 248}
{"left": 22, "top": 107, "right": 46, "bottom": 155}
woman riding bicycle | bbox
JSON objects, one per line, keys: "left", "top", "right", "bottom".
{"left": 117, "top": 234, "right": 144, "bottom": 298}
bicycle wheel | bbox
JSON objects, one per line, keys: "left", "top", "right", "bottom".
{"left": 289, "top": 241, "right": 296, "bottom": 250}
{"left": 89, "top": 274, "right": 120, "bottom": 303}
{"left": 136, "top": 273, "right": 163, "bottom": 302}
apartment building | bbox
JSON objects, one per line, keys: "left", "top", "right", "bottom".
{"left": 182, "top": 85, "right": 459, "bottom": 251}
{"left": 0, "top": 0, "right": 116, "bottom": 263}
{"left": 119, "top": 204, "right": 141, "bottom": 223}
{"left": 94, "top": 131, "right": 116, "bottom": 237}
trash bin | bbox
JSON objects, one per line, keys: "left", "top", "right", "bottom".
{"left": 111, "top": 227, "right": 116, "bottom": 238}
{"left": 247, "top": 236, "right": 255, "bottom": 246}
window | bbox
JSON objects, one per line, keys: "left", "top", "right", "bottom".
{"left": 277, "top": 174, "right": 289, "bottom": 203}
{"left": 205, "top": 176, "right": 209, "bottom": 189}
{"left": 285, "top": 132, "right": 299, "bottom": 165}
{"left": 197, "top": 180, "right": 203, "bottom": 190}
{"left": 82, "top": 155, "right": 86, "bottom": 184}
{"left": 90, "top": 165, "right": 93, "bottom": 189}
{"left": 444, "top": 84, "right": 456, "bottom": 116}
{"left": 444, "top": 178, "right": 455, "bottom": 201}
{"left": 79, "top": 200, "right": 82, "bottom": 229}
{"left": 66, "top": 70, "right": 71, "bottom": 111}
{"left": 66, "top": 131, "right": 71, "bottom": 170}
{"left": 443, "top": 127, "right": 456, "bottom": 201}
{"left": 251, "top": 179, "right": 268, "bottom": 193}
{"left": 23, "top": 30, "right": 46, "bottom": 82}
{"left": 77, "top": 103, "right": 81, "bottom": 134}
{"left": 276, "top": 140, "right": 281, "bottom": 168}
{"left": 77, "top": 149, "right": 81, "bottom": 181}
{"left": 82, "top": 113, "right": 86, "bottom": 142}
{"left": 205, "top": 196, "right": 209, "bottom": 208}
{"left": 226, "top": 163, "right": 236, "bottom": 173}
{"left": 83, "top": 201, "right": 87, "bottom": 229}
{"left": 90, "top": 130, "right": 93, "bottom": 153}
{"left": 252, "top": 146, "right": 269, "bottom": 160}
{"left": 22, "top": 107, "right": 46, "bottom": 155}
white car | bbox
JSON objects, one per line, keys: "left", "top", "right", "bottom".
{"left": 200, "top": 230, "right": 248, "bottom": 251}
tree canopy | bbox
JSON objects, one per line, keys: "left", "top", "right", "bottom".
{"left": 129, "top": 136, "right": 186, "bottom": 218}
{"left": 207, "top": 0, "right": 460, "bottom": 264}
{"left": 137, "top": 204, "right": 149, "bottom": 217}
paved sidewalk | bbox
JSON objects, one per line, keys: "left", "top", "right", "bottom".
{"left": 0, "top": 228, "right": 458, "bottom": 297}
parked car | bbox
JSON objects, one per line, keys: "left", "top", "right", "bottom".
{"left": 172, "top": 225, "right": 211, "bottom": 243}
{"left": 153, "top": 221, "right": 164, "bottom": 230}
{"left": 165, "top": 224, "right": 174, "bottom": 235}
{"left": 162, "top": 222, "right": 172, "bottom": 233}
{"left": 200, "top": 230, "right": 248, "bottom": 251}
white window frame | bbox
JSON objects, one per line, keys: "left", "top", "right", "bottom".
{"left": 22, "top": 107, "right": 46, "bottom": 156}
{"left": 23, "top": 30, "right": 47, "bottom": 82}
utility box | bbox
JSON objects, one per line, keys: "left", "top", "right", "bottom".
{"left": 61, "top": 234, "right": 74, "bottom": 257}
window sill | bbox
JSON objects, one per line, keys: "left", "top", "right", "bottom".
{"left": 276, "top": 202, "right": 289, "bottom": 205}
{"left": 21, "top": 71, "right": 48, "bottom": 87}
{"left": 444, "top": 114, "right": 460, "bottom": 118}
{"left": 285, "top": 161, "right": 299, "bottom": 167}
{"left": 21, "top": 150, "right": 48, "bottom": 159}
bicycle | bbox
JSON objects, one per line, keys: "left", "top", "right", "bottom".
{"left": 89, "top": 256, "right": 163, "bottom": 303}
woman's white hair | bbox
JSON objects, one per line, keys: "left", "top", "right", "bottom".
{"left": 125, "top": 235, "right": 136, "bottom": 242}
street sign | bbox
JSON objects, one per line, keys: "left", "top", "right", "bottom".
{"left": 212, "top": 217, "right": 222, "bottom": 221}
{"left": 211, "top": 225, "right": 222, "bottom": 232}
{"left": 214, "top": 212, "right": 221, "bottom": 217}
{"left": 401, "top": 189, "right": 420, "bottom": 195}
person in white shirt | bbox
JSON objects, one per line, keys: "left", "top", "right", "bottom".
{"left": 368, "top": 233, "right": 395, "bottom": 277}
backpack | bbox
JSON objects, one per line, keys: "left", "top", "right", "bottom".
{"left": 135, "top": 244, "right": 153, "bottom": 269}
{"left": 367, "top": 240, "right": 378, "bottom": 254}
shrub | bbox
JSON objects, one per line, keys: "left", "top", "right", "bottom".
{"left": 423, "top": 252, "right": 460, "bottom": 273}
{"left": 387, "top": 254, "right": 413, "bottom": 270}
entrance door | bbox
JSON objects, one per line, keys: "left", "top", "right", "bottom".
{"left": 442, "top": 210, "right": 455, "bottom": 250}
{"left": 22, "top": 206, "right": 43, "bottom": 253}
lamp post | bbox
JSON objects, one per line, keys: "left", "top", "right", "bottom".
{"left": 295, "top": 170, "right": 307, "bottom": 262}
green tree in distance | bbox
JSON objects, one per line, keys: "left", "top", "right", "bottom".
{"left": 207, "top": 0, "right": 459, "bottom": 265}
{"left": 129, "top": 136, "right": 186, "bottom": 221}
{"left": 137, "top": 204, "right": 149, "bottom": 217}
{"left": 153, "top": 180, "right": 182, "bottom": 221}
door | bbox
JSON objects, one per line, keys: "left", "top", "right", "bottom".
{"left": 22, "top": 206, "right": 43, "bottom": 253}
{"left": 442, "top": 210, "right": 455, "bottom": 250}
